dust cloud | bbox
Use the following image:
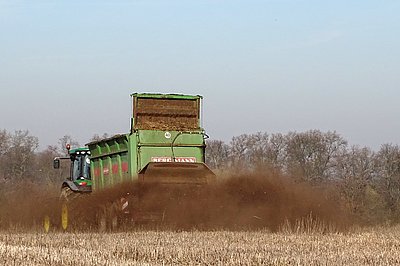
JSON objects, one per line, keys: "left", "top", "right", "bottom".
{"left": 0, "top": 172, "right": 352, "bottom": 232}
{"left": 152, "top": 172, "right": 351, "bottom": 231}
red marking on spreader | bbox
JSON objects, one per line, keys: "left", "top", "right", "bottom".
{"left": 122, "top": 162, "right": 129, "bottom": 172}
{"left": 112, "top": 164, "right": 119, "bottom": 174}
{"left": 94, "top": 168, "right": 101, "bottom": 177}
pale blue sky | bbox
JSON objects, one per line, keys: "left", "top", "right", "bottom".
{"left": 1, "top": 0, "right": 399, "bottom": 150}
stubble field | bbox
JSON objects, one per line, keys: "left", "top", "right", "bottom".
{"left": 1, "top": 227, "right": 400, "bottom": 265}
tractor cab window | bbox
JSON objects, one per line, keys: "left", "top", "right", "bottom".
{"left": 71, "top": 153, "right": 91, "bottom": 181}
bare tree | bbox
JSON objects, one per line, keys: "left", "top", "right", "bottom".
{"left": 245, "top": 132, "right": 270, "bottom": 170}
{"left": 0, "top": 130, "right": 11, "bottom": 180}
{"left": 229, "top": 134, "right": 251, "bottom": 172}
{"left": 2, "top": 130, "right": 39, "bottom": 180}
{"left": 205, "top": 140, "right": 230, "bottom": 170}
{"left": 0, "top": 130, "right": 10, "bottom": 156}
{"left": 285, "top": 130, "right": 347, "bottom": 182}
{"left": 34, "top": 145, "right": 65, "bottom": 185}
{"left": 245, "top": 132, "right": 286, "bottom": 172}
{"left": 58, "top": 135, "right": 80, "bottom": 155}
{"left": 374, "top": 144, "right": 400, "bottom": 218}
{"left": 336, "top": 146, "right": 375, "bottom": 181}
{"left": 336, "top": 146, "right": 377, "bottom": 216}
{"left": 267, "top": 133, "right": 287, "bottom": 170}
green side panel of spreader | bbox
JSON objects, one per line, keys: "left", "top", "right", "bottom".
{"left": 88, "top": 134, "right": 132, "bottom": 192}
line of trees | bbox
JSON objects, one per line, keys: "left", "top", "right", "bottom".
{"left": 206, "top": 130, "right": 400, "bottom": 224}
{"left": 0, "top": 131, "right": 111, "bottom": 186}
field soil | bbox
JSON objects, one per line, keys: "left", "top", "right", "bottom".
{"left": 0, "top": 227, "right": 399, "bottom": 265}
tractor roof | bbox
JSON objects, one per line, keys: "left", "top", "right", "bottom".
{"left": 69, "top": 147, "right": 90, "bottom": 154}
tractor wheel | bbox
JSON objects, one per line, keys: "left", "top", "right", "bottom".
{"left": 60, "top": 187, "right": 73, "bottom": 231}
{"left": 61, "top": 202, "right": 69, "bottom": 231}
{"left": 60, "top": 186, "right": 74, "bottom": 201}
{"left": 43, "top": 215, "right": 51, "bottom": 233}
{"left": 41, "top": 195, "right": 64, "bottom": 233}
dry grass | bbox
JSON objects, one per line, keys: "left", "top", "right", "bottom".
{"left": 0, "top": 227, "right": 400, "bottom": 265}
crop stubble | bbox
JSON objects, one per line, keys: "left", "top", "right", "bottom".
{"left": 0, "top": 228, "right": 400, "bottom": 265}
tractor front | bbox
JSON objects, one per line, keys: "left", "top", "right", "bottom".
{"left": 44, "top": 144, "right": 92, "bottom": 232}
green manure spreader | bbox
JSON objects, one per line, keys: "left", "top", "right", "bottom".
{"left": 48, "top": 93, "right": 215, "bottom": 232}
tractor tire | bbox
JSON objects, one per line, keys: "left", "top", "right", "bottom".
{"left": 41, "top": 196, "right": 62, "bottom": 233}
{"left": 43, "top": 215, "right": 51, "bottom": 233}
{"left": 60, "top": 187, "right": 73, "bottom": 231}
{"left": 61, "top": 202, "right": 69, "bottom": 231}
{"left": 60, "top": 186, "right": 74, "bottom": 202}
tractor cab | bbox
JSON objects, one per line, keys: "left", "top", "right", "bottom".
{"left": 69, "top": 148, "right": 91, "bottom": 184}
{"left": 54, "top": 144, "right": 92, "bottom": 193}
